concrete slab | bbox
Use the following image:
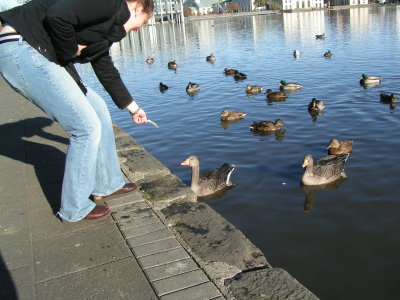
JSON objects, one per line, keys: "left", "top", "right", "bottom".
{"left": 105, "top": 193, "right": 145, "bottom": 208}
{"left": 159, "top": 282, "right": 222, "bottom": 300}
{"left": 33, "top": 223, "right": 132, "bottom": 282}
{"left": 127, "top": 228, "right": 174, "bottom": 247}
{"left": 123, "top": 222, "right": 166, "bottom": 239}
{"left": 109, "top": 200, "right": 149, "bottom": 214}
{"left": 152, "top": 269, "right": 210, "bottom": 296}
{"left": 112, "top": 208, "right": 155, "bottom": 223}
{"left": 138, "top": 248, "right": 190, "bottom": 269}
{"left": 144, "top": 258, "right": 199, "bottom": 282}
{"left": 35, "top": 257, "right": 158, "bottom": 300}
{"left": 6, "top": 266, "right": 34, "bottom": 300}
{"left": 131, "top": 238, "right": 182, "bottom": 258}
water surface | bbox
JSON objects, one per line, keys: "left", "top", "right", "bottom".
{"left": 81, "top": 6, "right": 400, "bottom": 299}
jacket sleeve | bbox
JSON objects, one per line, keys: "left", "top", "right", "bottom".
{"left": 44, "top": 0, "right": 121, "bottom": 62}
{"left": 91, "top": 54, "right": 133, "bottom": 109}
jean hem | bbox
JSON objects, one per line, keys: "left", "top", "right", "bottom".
{"left": 57, "top": 202, "right": 96, "bottom": 222}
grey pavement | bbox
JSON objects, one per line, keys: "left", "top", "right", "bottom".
{"left": 0, "top": 77, "right": 223, "bottom": 300}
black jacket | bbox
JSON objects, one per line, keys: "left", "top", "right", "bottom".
{"left": 0, "top": 0, "right": 133, "bottom": 109}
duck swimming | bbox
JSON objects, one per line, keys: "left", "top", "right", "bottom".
{"left": 279, "top": 80, "right": 302, "bottom": 91}
{"left": 168, "top": 60, "right": 178, "bottom": 70}
{"left": 180, "top": 155, "right": 235, "bottom": 197}
{"left": 360, "top": 74, "right": 382, "bottom": 85}
{"left": 308, "top": 98, "right": 325, "bottom": 113}
{"left": 323, "top": 50, "right": 332, "bottom": 57}
{"left": 206, "top": 53, "right": 216, "bottom": 62}
{"left": 146, "top": 56, "right": 154, "bottom": 64}
{"left": 380, "top": 93, "right": 396, "bottom": 104}
{"left": 159, "top": 82, "right": 169, "bottom": 93}
{"left": 316, "top": 33, "right": 326, "bottom": 39}
{"left": 249, "top": 119, "right": 285, "bottom": 132}
{"left": 246, "top": 85, "right": 263, "bottom": 95}
{"left": 220, "top": 109, "right": 246, "bottom": 122}
{"left": 234, "top": 72, "right": 247, "bottom": 81}
{"left": 301, "top": 153, "right": 349, "bottom": 186}
{"left": 186, "top": 82, "right": 200, "bottom": 94}
{"left": 293, "top": 50, "right": 300, "bottom": 58}
{"left": 224, "top": 68, "right": 238, "bottom": 75}
{"left": 266, "top": 89, "right": 288, "bottom": 100}
{"left": 326, "top": 139, "right": 353, "bottom": 155}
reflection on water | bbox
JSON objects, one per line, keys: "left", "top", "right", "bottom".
{"left": 302, "top": 176, "right": 348, "bottom": 212}
{"left": 81, "top": 6, "right": 400, "bottom": 300}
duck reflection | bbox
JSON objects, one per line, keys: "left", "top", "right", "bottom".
{"left": 308, "top": 110, "right": 324, "bottom": 122}
{"left": 250, "top": 129, "right": 285, "bottom": 141}
{"left": 302, "top": 176, "right": 347, "bottom": 212}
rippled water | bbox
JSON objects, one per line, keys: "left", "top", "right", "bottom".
{"left": 80, "top": 6, "right": 400, "bottom": 300}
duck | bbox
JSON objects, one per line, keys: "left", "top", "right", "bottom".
{"left": 186, "top": 82, "right": 200, "bottom": 94}
{"left": 279, "top": 80, "right": 302, "bottom": 91}
{"left": 266, "top": 89, "right": 288, "bottom": 100}
{"left": 249, "top": 119, "right": 285, "bottom": 132}
{"left": 167, "top": 60, "right": 178, "bottom": 70}
{"left": 206, "top": 53, "right": 216, "bottom": 62}
{"left": 326, "top": 139, "right": 353, "bottom": 155}
{"left": 180, "top": 155, "right": 235, "bottom": 197}
{"left": 246, "top": 85, "right": 263, "bottom": 94}
{"left": 360, "top": 74, "right": 382, "bottom": 85}
{"left": 234, "top": 72, "right": 247, "bottom": 81}
{"left": 380, "top": 93, "right": 396, "bottom": 104}
{"left": 308, "top": 98, "right": 325, "bottom": 114}
{"left": 220, "top": 109, "right": 246, "bottom": 122}
{"left": 293, "top": 50, "right": 300, "bottom": 58}
{"left": 159, "top": 82, "right": 169, "bottom": 93}
{"left": 146, "top": 56, "right": 155, "bottom": 64}
{"left": 224, "top": 68, "right": 238, "bottom": 75}
{"left": 323, "top": 50, "right": 332, "bottom": 57}
{"left": 316, "top": 33, "right": 326, "bottom": 39}
{"left": 301, "top": 153, "right": 349, "bottom": 186}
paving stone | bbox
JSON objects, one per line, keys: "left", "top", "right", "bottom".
{"left": 132, "top": 238, "right": 182, "bottom": 258}
{"left": 35, "top": 257, "right": 157, "bottom": 300}
{"left": 127, "top": 228, "right": 174, "bottom": 247}
{"left": 105, "top": 193, "right": 145, "bottom": 208}
{"left": 112, "top": 207, "right": 155, "bottom": 222}
{"left": 123, "top": 222, "right": 166, "bottom": 239}
{"left": 138, "top": 248, "right": 190, "bottom": 269}
{"left": 33, "top": 223, "right": 132, "bottom": 282}
{"left": 109, "top": 200, "right": 149, "bottom": 213}
{"left": 160, "top": 282, "right": 223, "bottom": 300}
{"left": 144, "top": 258, "right": 199, "bottom": 282}
{"left": 152, "top": 269, "right": 210, "bottom": 296}
{"left": 5, "top": 266, "right": 34, "bottom": 300}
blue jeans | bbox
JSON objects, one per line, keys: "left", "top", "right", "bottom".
{"left": 0, "top": 40, "right": 125, "bottom": 222}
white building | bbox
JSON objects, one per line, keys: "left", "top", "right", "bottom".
{"left": 281, "top": 0, "right": 324, "bottom": 11}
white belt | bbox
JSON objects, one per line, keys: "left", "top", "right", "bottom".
{"left": 0, "top": 33, "right": 23, "bottom": 44}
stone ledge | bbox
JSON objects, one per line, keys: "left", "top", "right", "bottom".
{"left": 114, "top": 124, "right": 319, "bottom": 300}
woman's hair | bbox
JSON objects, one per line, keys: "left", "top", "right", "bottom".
{"left": 127, "top": 0, "right": 155, "bottom": 15}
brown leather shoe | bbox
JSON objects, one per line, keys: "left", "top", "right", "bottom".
{"left": 84, "top": 205, "right": 111, "bottom": 220}
{"left": 92, "top": 183, "right": 138, "bottom": 201}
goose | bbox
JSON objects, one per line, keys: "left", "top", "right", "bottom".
{"left": 180, "top": 155, "right": 235, "bottom": 197}
{"left": 324, "top": 50, "right": 332, "bottom": 57}
{"left": 308, "top": 98, "right": 325, "bottom": 113}
{"left": 301, "top": 153, "right": 349, "bottom": 186}
{"left": 279, "top": 80, "right": 302, "bottom": 91}
{"left": 206, "top": 53, "right": 216, "bottom": 62}
{"left": 246, "top": 85, "right": 263, "bottom": 94}
{"left": 293, "top": 50, "right": 300, "bottom": 58}
{"left": 380, "top": 93, "right": 396, "bottom": 104}
{"left": 326, "top": 139, "right": 353, "bottom": 155}
{"left": 266, "top": 89, "right": 288, "bottom": 100}
{"left": 249, "top": 119, "right": 285, "bottom": 132}
{"left": 360, "top": 74, "right": 382, "bottom": 85}
{"left": 234, "top": 72, "right": 247, "bottom": 81}
{"left": 186, "top": 82, "right": 200, "bottom": 94}
{"left": 167, "top": 60, "right": 177, "bottom": 70}
{"left": 220, "top": 109, "right": 246, "bottom": 122}
{"left": 316, "top": 33, "right": 326, "bottom": 39}
{"left": 224, "top": 68, "right": 238, "bottom": 75}
{"left": 146, "top": 56, "right": 154, "bottom": 64}
{"left": 159, "top": 82, "right": 169, "bottom": 93}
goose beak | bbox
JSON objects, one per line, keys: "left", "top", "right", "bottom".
{"left": 302, "top": 159, "right": 309, "bottom": 168}
{"left": 181, "top": 159, "right": 189, "bottom": 166}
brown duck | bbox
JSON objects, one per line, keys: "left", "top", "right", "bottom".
{"left": 220, "top": 109, "right": 246, "bottom": 122}
{"left": 249, "top": 119, "right": 285, "bottom": 132}
{"left": 326, "top": 139, "right": 353, "bottom": 155}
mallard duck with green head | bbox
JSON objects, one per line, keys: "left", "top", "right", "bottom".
{"left": 360, "top": 74, "right": 382, "bottom": 85}
{"left": 308, "top": 98, "right": 325, "bottom": 113}
{"left": 249, "top": 119, "right": 285, "bottom": 132}
{"left": 279, "top": 80, "right": 302, "bottom": 91}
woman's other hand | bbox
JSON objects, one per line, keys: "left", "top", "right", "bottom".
{"left": 127, "top": 102, "right": 147, "bottom": 124}
{"left": 75, "top": 44, "right": 87, "bottom": 57}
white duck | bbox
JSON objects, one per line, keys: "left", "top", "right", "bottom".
{"left": 181, "top": 155, "right": 235, "bottom": 197}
